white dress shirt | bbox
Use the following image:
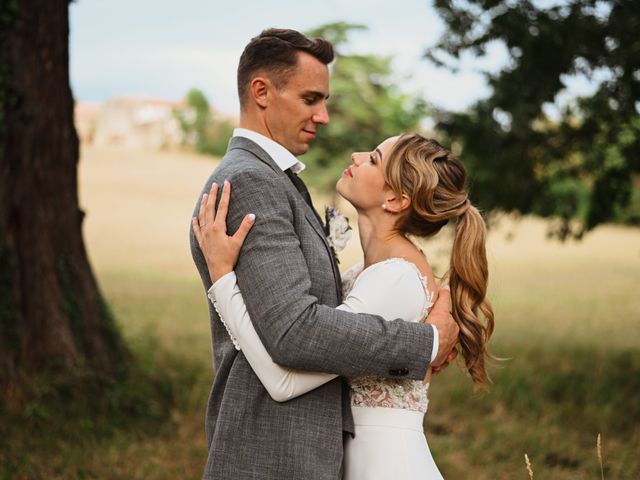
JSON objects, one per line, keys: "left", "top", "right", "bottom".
{"left": 233, "top": 128, "right": 305, "bottom": 173}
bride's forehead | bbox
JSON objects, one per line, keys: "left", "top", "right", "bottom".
{"left": 376, "top": 136, "right": 400, "bottom": 155}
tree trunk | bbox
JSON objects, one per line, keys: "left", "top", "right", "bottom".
{"left": 0, "top": 0, "right": 127, "bottom": 403}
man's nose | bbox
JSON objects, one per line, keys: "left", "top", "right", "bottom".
{"left": 312, "top": 102, "right": 329, "bottom": 125}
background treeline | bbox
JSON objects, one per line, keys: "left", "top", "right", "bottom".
{"left": 182, "top": 6, "right": 640, "bottom": 238}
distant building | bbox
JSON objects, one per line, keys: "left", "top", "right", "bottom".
{"left": 75, "top": 97, "right": 185, "bottom": 149}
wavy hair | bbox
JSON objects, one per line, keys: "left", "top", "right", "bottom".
{"left": 384, "top": 133, "right": 495, "bottom": 387}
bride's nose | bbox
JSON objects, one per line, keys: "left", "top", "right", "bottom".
{"left": 351, "top": 152, "right": 362, "bottom": 166}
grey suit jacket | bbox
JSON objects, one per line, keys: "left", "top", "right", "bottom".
{"left": 190, "top": 136, "right": 434, "bottom": 480}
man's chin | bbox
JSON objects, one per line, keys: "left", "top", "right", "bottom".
{"left": 292, "top": 144, "right": 310, "bottom": 156}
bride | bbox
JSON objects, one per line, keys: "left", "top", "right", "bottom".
{"left": 192, "top": 133, "right": 495, "bottom": 479}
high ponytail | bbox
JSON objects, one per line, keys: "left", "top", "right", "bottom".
{"left": 450, "top": 204, "right": 494, "bottom": 388}
{"left": 384, "top": 133, "right": 495, "bottom": 388}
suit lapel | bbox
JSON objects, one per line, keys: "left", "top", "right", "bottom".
{"left": 228, "top": 137, "right": 343, "bottom": 300}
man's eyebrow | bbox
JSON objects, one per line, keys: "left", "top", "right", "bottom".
{"left": 303, "top": 90, "right": 330, "bottom": 100}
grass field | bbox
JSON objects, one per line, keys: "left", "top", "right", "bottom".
{"left": 8, "top": 145, "right": 638, "bottom": 479}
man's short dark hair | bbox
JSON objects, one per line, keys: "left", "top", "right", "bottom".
{"left": 237, "top": 28, "right": 334, "bottom": 108}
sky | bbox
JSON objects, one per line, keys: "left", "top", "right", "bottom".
{"left": 69, "top": 0, "right": 512, "bottom": 116}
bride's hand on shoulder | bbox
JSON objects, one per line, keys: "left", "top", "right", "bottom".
{"left": 192, "top": 180, "right": 255, "bottom": 282}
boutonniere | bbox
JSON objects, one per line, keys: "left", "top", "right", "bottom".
{"left": 324, "top": 207, "right": 353, "bottom": 258}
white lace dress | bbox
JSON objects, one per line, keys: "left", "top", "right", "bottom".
{"left": 208, "top": 258, "right": 443, "bottom": 479}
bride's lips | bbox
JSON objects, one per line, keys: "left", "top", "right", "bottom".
{"left": 343, "top": 167, "right": 353, "bottom": 178}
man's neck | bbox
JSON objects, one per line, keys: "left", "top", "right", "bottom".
{"left": 239, "top": 115, "right": 271, "bottom": 140}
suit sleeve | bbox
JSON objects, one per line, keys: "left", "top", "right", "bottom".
{"left": 210, "top": 168, "right": 434, "bottom": 380}
{"left": 208, "top": 262, "right": 431, "bottom": 401}
{"left": 209, "top": 272, "right": 337, "bottom": 402}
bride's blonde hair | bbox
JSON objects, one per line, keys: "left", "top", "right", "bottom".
{"left": 383, "top": 133, "right": 495, "bottom": 387}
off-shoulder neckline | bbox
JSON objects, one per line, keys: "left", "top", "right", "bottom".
{"left": 354, "top": 257, "right": 433, "bottom": 296}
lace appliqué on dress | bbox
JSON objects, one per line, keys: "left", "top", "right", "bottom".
{"left": 344, "top": 258, "right": 434, "bottom": 414}
{"left": 341, "top": 262, "right": 362, "bottom": 299}
{"left": 349, "top": 376, "right": 429, "bottom": 412}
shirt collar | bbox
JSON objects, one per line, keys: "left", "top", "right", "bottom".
{"left": 233, "top": 128, "right": 306, "bottom": 173}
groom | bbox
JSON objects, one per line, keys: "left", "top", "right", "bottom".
{"left": 190, "top": 28, "right": 459, "bottom": 479}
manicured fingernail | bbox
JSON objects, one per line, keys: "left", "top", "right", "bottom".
{"left": 224, "top": 179, "right": 229, "bottom": 187}
{"left": 248, "top": 213, "right": 256, "bottom": 223}
{"left": 442, "top": 284, "right": 450, "bottom": 291}
{"left": 212, "top": 182, "right": 217, "bottom": 188}
{"left": 203, "top": 193, "right": 208, "bottom": 199}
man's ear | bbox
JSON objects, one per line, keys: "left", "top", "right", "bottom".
{"left": 249, "top": 76, "right": 270, "bottom": 108}
{"left": 385, "top": 192, "right": 411, "bottom": 214}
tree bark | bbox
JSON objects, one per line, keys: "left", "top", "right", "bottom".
{"left": 0, "top": 0, "right": 127, "bottom": 403}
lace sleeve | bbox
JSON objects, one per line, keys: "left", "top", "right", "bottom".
{"left": 208, "top": 272, "right": 337, "bottom": 402}
{"left": 207, "top": 281, "right": 241, "bottom": 351}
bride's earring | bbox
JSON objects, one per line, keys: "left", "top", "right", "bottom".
{"left": 381, "top": 203, "right": 387, "bottom": 210}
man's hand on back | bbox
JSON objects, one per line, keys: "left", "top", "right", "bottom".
{"left": 426, "top": 286, "right": 459, "bottom": 377}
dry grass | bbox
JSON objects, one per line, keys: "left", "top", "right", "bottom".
{"left": 40, "top": 145, "right": 638, "bottom": 479}
{"left": 597, "top": 433, "right": 604, "bottom": 480}
{"left": 525, "top": 453, "right": 534, "bottom": 479}
{"left": 78, "top": 145, "right": 215, "bottom": 280}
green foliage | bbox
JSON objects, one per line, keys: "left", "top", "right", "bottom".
{"left": 0, "top": 334, "right": 204, "bottom": 479}
{"left": 614, "top": 176, "right": 640, "bottom": 225}
{"left": 175, "top": 88, "right": 235, "bottom": 157}
{"left": 303, "top": 22, "right": 429, "bottom": 192}
{"left": 197, "top": 117, "right": 235, "bottom": 157}
{"left": 491, "top": 348, "right": 640, "bottom": 434}
{"left": 429, "top": 346, "right": 640, "bottom": 478}
{"left": 428, "top": 0, "right": 640, "bottom": 238}
{"left": 179, "top": 89, "right": 210, "bottom": 146}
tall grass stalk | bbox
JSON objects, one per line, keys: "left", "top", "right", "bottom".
{"left": 524, "top": 453, "right": 534, "bottom": 479}
{"left": 597, "top": 433, "right": 604, "bottom": 480}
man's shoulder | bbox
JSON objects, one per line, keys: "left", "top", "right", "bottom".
{"left": 211, "top": 150, "right": 293, "bottom": 209}
{"left": 215, "top": 146, "right": 279, "bottom": 180}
